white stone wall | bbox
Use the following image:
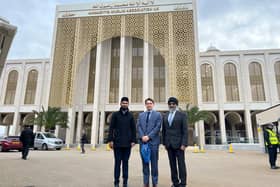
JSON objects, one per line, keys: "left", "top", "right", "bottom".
{"left": 198, "top": 49, "right": 280, "bottom": 109}
{"left": 198, "top": 49, "right": 280, "bottom": 145}
{"left": 0, "top": 59, "right": 50, "bottom": 135}
{"left": 1, "top": 48, "right": 280, "bottom": 145}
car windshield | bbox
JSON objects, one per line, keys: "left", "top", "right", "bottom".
{"left": 43, "top": 133, "right": 56, "bottom": 138}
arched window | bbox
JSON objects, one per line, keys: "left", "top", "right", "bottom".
{"left": 131, "top": 38, "right": 143, "bottom": 103}
{"left": 4, "top": 70, "right": 18, "bottom": 104}
{"left": 109, "top": 37, "right": 120, "bottom": 103}
{"left": 153, "top": 48, "right": 166, "bottom": 103}
{"left": 224, "top": 63, "right": 240, "bottom": 101}
{"left": 275, "top": 61, "right": 280, "bottom": 100}
{"left": 87, "top": 48, "right": 96, "bottom": 104}
{"left": 24, "top": 70, "right": 38, "bottom": 104}
{"left": 249, "top": 62, "right": 265, "bottom": 101}
{"left": 201, "top": 64, "right": 214, "bottom": 102}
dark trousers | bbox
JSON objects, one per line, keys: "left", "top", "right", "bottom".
{"left": 268, "top": 146, "right": 278, "bottom": 167}
{"left": 113, "top": 147, "right": 131, "bottom": 185}
{"left": 140, "top": 144, "right": 159, "bottom": 185}
{"left": 22, "top": 143, "right": 30, "bottom": 159}
{"left": 81, "top": 143, "right": 85, "bottom": 153}
{"left": 167, "top": 147, "right": 187, "bottom": 186}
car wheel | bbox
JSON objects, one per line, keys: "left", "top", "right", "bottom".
{"left": 56, "top": 148, "right": 61, "bottom": 150}
{"left": 34, "top": 147, "right": 38, "bottom": 150}
{"left": 42, "top": 144, "right": 48, "bottom": 150}
{"left": 18, "top": 149, "right": 22, "bottom": 152}
{"left": 0, "top": 145, "right": 2, "bottom": 152}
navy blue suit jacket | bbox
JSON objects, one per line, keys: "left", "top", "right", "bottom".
{"left": 137, "top": 110, "right": 162, "bottom": 146}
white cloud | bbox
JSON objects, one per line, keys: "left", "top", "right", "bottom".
{"left": 198, "top": 0, "right": 280, "bottom": 51}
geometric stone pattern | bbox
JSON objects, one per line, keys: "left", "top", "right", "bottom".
{"left": 49, "top": 10, "right": 197, "bottom": 107}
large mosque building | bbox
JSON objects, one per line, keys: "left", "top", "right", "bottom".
{"left": 0, "top": 0, "right": 279, "bottom": 149}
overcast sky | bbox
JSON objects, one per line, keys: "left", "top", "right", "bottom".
{"left": 0, "top": 0, "right": 280, "bottom": 59}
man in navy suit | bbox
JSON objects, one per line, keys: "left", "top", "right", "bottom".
{"left": 137, "top": 98, "right": 162, "bottom": 187}
{"left": 162, "top": 97, "right": 188, "bottom": 187}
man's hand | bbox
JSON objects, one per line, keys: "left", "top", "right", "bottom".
{"left": 131, "top": 142, "right": 136, "bottom": 147}
{"left": 142, "top": 136, "right": 150, "bottom": 143}
{"left": 109, "top": 141, "right": 114, "bottom": 149}
{"left": 180, "top": 145, "right": 186, "bottom": 151}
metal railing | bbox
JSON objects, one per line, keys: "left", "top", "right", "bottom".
{"left": 205, "top": 136, "right": 259, "bottom": 144}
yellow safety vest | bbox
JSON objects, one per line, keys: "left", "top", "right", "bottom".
{"left": 265, "top": 129, "right": 279, "bottom": 145}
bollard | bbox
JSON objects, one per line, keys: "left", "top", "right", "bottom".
{"left": 229, "top": 144, "right": 234, "bottom": 153}
{"left": 200, "top": 145, "right": 206, "bottom": 153}
{"left": 106, "top": 143, "right": 112, "bottom": 151}
{"left": 65, "top": 144, "right": 71, "bottom": 150}
{"left": 91, "top": 146, "right": 96, "bottom": 151}
{"left": 193, "top": 144, "right": 199, "bottom": 153}
{"left": 77, "top": 144, "right": 81, "bottom": 151}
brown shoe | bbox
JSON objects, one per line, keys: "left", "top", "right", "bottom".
{"left": 144, "top": 185, "right": 149, "bottom": 187}
{"left": 153, "top": 185, "right": 157, "bottom": 187}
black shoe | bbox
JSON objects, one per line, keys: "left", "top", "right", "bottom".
{"left": 271, "top": 166, "right": 278, "bottom": 169}
{"left": 114, "top": 184, "right": 119, "bottom": 187}
{"left": 123, "top": 183, "right": 127, "bottom": 187}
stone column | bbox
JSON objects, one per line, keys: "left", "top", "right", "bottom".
{"left": 41, "top": 126, "right": 45, "bottom": 132}
{"left": 76, "top": 111, "right": 84, "bottom": 144}
{"left": 98, "top": 111, "right": 106, "bottom": 144}
{"left": 143, "top": 41, "right": 153, "bottom": 100}
{"left": 9, "top": 112, "right": 20, "bottom": 136}
{"left": 244, "top": 109, "right": 254, "bottom": 143}
{"left": 198, "top": 120, "right": 205, "bottom": 147}
{"left": 91, "top": 41, "right": 103, "bottom": 149}
{"left": 54, "top": 125, "right": 60, "bottom": 138}
{"left": 219, "top": 110, "right": 227, "bottom": 144}
{"left": 264, "top": 52, "right": 274, "bottom": 104}
{"left": 216, "top": 55, "right": 226, "bottom": 144}
{"left": 258, "top": 126, "right": 265, "bottom": 152}
{"left": 5, "top": 126, "right": 10, "bottom": 136}
{"left": 119, "top": 36, "right": 128, "bottom": 99}
{"left": 65, "top": 108, "right": 76, "bottom": 148}
{"left": 124, "top": 37, "right": 132, "bottom": 98}
{"left": 33, "top": 125, "right": 38, "bottom": 133}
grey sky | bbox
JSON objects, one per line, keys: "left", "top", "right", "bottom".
{"left": 0, "top": 0, "right": 280, "bottom": 59}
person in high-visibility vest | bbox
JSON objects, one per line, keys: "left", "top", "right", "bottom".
{"left": 264, "top": 124, "right": 279, "bottom": 169}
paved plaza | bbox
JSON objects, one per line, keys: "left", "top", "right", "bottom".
{"left": 0, "top": 147, "right": 279, "bottom": 187}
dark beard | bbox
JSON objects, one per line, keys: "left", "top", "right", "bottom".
{"left": 120, "top": 107, "right": 128, "bottom": 114}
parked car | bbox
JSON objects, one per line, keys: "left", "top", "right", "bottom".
{"left": 34, "top": 132, "right": 63, "bottom": 150}
{"left": 0, "top": 136, "right": 23, "bottom": 152}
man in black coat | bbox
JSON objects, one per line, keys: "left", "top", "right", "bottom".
{"left": 19, "top": 125, "right": 34, "bottom": 160}
{"left": 80, "top": 130, "right": 87, "bottom": 154}
{"left": 108, "top": 97, "right": 137, "bottom": 187}
{"left": 162, "top": 97, "right": 188, "bottom": 187}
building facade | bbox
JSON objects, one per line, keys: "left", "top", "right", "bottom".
{"left": 0, "top": 0, "right": 280, "bottom": 149}
{"left": 0, "top": 59, "right": 50, "bottom": 136}
{"left": 0, "top": 17, "right": 17, "bottom": 78}
{"left": 198, "top": 47, "right": 280, "bottom": 147}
